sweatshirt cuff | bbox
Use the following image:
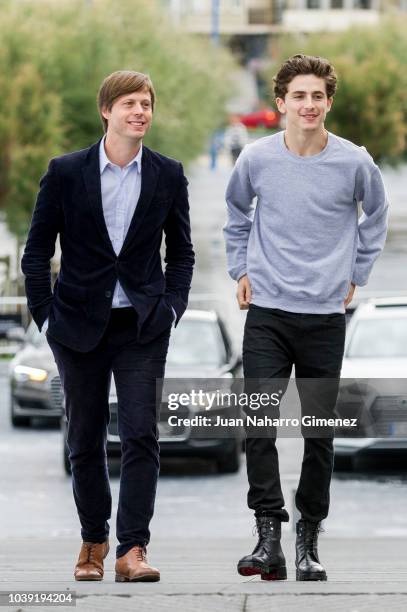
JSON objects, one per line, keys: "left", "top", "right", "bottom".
{"left": 230, "top": 266, "right": 247, "bottom": 282}
{"left": 351, "top": 268, "right": 368, "bottom": 287}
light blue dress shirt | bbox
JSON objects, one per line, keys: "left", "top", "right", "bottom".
{"left": 99, "top": 138, "right": 176, "bottom": 321}
{"left": 99, "top": 137, "right": 142, "bottom": 308}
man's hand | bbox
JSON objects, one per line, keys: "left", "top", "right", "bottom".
{"left": 344, "top": 282, "right": 356, "bottom": 308}
{"left": 237, "top": 274, "right": 252, "bottom": 310}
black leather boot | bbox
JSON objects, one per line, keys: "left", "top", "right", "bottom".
{"left": 295, "top": 519, "right": 327, "bottom": 581}
{"left": 237, "top": 516, "right": 287, "bottom": 581}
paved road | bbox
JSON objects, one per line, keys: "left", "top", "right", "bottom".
{"left": 2, "top": 536, "right": 407, "bottom": 611}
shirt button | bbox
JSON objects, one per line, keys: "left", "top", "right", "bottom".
{"left": 105, "top": 290, "right": 112, "bottom": 298}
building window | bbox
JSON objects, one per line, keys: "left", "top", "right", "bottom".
{"left": 306, "top": 0, "right": 321, "bottom": 8}
{"left": 331, "top": 0, "right": 343, "bottom": 7}
{"left": 354, "top": 0, "right": 371, "bottom": 7}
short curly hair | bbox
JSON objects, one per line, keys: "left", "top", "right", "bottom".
{"left": 273, "top": 54, "right": 337, "bottom": 100}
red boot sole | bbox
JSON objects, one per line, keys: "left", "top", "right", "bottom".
{"left": 238, "top": 566, "right": 287, "bottom": 580}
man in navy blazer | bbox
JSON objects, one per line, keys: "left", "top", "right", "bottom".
{"left": 21, "top": 70, "right": 194, "bottom": 582}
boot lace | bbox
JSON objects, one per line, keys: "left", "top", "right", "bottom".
{"left": 304, "top": 523, "right": 324, "bottom": 552}
{"left": 82, "top": 542, "right": 101, "bottom": 565}
{"left": 252, "top": 518, "right": 277, "bottom": 538}
{"left": 131, "top": 546, "right": 147, "bottom": 561}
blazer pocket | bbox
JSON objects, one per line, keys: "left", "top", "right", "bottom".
{"left": 57, "top": 280, "right": 88, "bottom": 302}
{"left": 140, "top": 279, "right": 166, "bottom": 296}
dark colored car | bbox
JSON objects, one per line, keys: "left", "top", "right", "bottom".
{"left": 60, "top": 309, "right": 243, "bottom": 474}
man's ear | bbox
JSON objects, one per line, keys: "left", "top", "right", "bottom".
{"left": 101, "top": 106, "right": 110, "bottom": 120}
{"left": 275, "top": 96, "right": 286, "bottom": 114}
{"left": 326, "top": 97, "right": 333, "bottom": 113}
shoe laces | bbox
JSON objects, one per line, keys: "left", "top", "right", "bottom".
{"left": 83, "top": 542, "right": 100, "bottom": 564}
{"left": 252, "top": 518, "right": 277, "bottom": 537}
{"left": 303, "top": 523, "right": 324, "bottom": 549}
{"left": 132, "top": 546, "right": 147, "bottom": 561}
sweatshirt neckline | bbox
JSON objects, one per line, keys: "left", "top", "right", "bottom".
{"left": 278, "top": 130, "right": 331, "bottom": 162}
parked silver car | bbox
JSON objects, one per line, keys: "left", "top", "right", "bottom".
{"left": 334, "top": 297, "right": 407, "bottom": 468}
{"left": 9, "top": 308, "right": 243, "bottom": 472}
{"left": 9, "top": 322, "right": 62, "bottom": 426}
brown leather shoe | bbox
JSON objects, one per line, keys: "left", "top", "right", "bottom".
{"left": 115, "top": 546, "right": 160, "bottom": 582}
{"left": 74, "top": 540, "right": 109, "bottom": 581}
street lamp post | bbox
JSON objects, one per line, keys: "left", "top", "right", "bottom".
{"left": 211, "top": 0, "right": 220, "bottom": 46}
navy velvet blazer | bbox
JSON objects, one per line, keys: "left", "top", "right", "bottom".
{"left": 21, "top": 140, "right": 195, "bottom": 351}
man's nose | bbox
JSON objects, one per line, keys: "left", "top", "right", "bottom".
{"left": 131, "top": 103, "right": 144, "bottom": 114}
{"left": 304, "top": 96, "right": 315, "bottom": 109}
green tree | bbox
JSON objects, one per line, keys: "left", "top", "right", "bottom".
{"left": 267, "top": 18, "right": 407, "bottom": 164}
{"left": 0, "top": 59, "right": 63, "bottom": 249}
{"left": 6, "top": 65, "right": 63, "bottom": 238}
{"left": 0, "top": 0, "right": 234, "bottom": 240}
{"left": 327, "top": 53, "right": 406, "bottom": 162}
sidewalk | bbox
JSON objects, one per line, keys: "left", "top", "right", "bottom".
{"left": 2, "top": 536, "right": 407, "bottom": 611}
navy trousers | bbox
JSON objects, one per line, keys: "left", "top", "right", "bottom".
{"left": 243, "top": 304, "right": 346, "bottom": 523}
{"left": 47, "top": 307, "right": 170, "bottom": 558}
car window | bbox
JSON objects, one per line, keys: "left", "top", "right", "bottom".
{"left": 167, "top": 319, "right": 226, "bottom": 367}
{"left": 347, "top": 318, "right": 407, "bottom": 358}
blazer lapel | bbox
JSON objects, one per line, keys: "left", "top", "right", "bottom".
{"left": 81, "top": 140, "right": 115, "bottom": 254}
{"left": 120, "top": 146, "right": 159, "bottom": 255}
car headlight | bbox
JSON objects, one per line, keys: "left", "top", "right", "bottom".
{"left": 13, "top": 365, "right": 48, "bottom": 382}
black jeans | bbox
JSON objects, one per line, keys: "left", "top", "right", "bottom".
{"left": 46, "top": 307, "right": 170, "bottom": 558}
{"left": 243, "top": 304, "right": 346, "bottom": 523}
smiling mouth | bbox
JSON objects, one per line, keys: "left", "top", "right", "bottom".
{"left": 128, "top": 121, "right": 145, "bottom": 127}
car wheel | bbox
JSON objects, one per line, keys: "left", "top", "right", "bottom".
{"left": 10, "top": 397, "right": 31, "bottom": 427}
{"left": 217, "top": 441, "right": 241, "bottom": 474}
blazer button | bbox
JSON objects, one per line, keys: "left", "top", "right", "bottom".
{"left": 105, "top": 290, "right": 112, "bottom": 298}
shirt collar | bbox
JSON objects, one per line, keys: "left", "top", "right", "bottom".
{"left": 99, "top": 137, "right": 142, "bottom": 174}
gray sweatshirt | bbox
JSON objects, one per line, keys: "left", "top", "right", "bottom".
{"left": 223, "top": 130, "right": 389, "bottom": 314}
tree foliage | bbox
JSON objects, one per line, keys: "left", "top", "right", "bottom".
{"left": 268, "top": 18, "right": 407, "bottom": 164}
{"left": 0, "top": 0, "right": 234, "bottom": 239}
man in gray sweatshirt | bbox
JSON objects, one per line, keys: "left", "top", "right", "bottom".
{"left": 224, "top": 54, "right": 388, "bottom": 582}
